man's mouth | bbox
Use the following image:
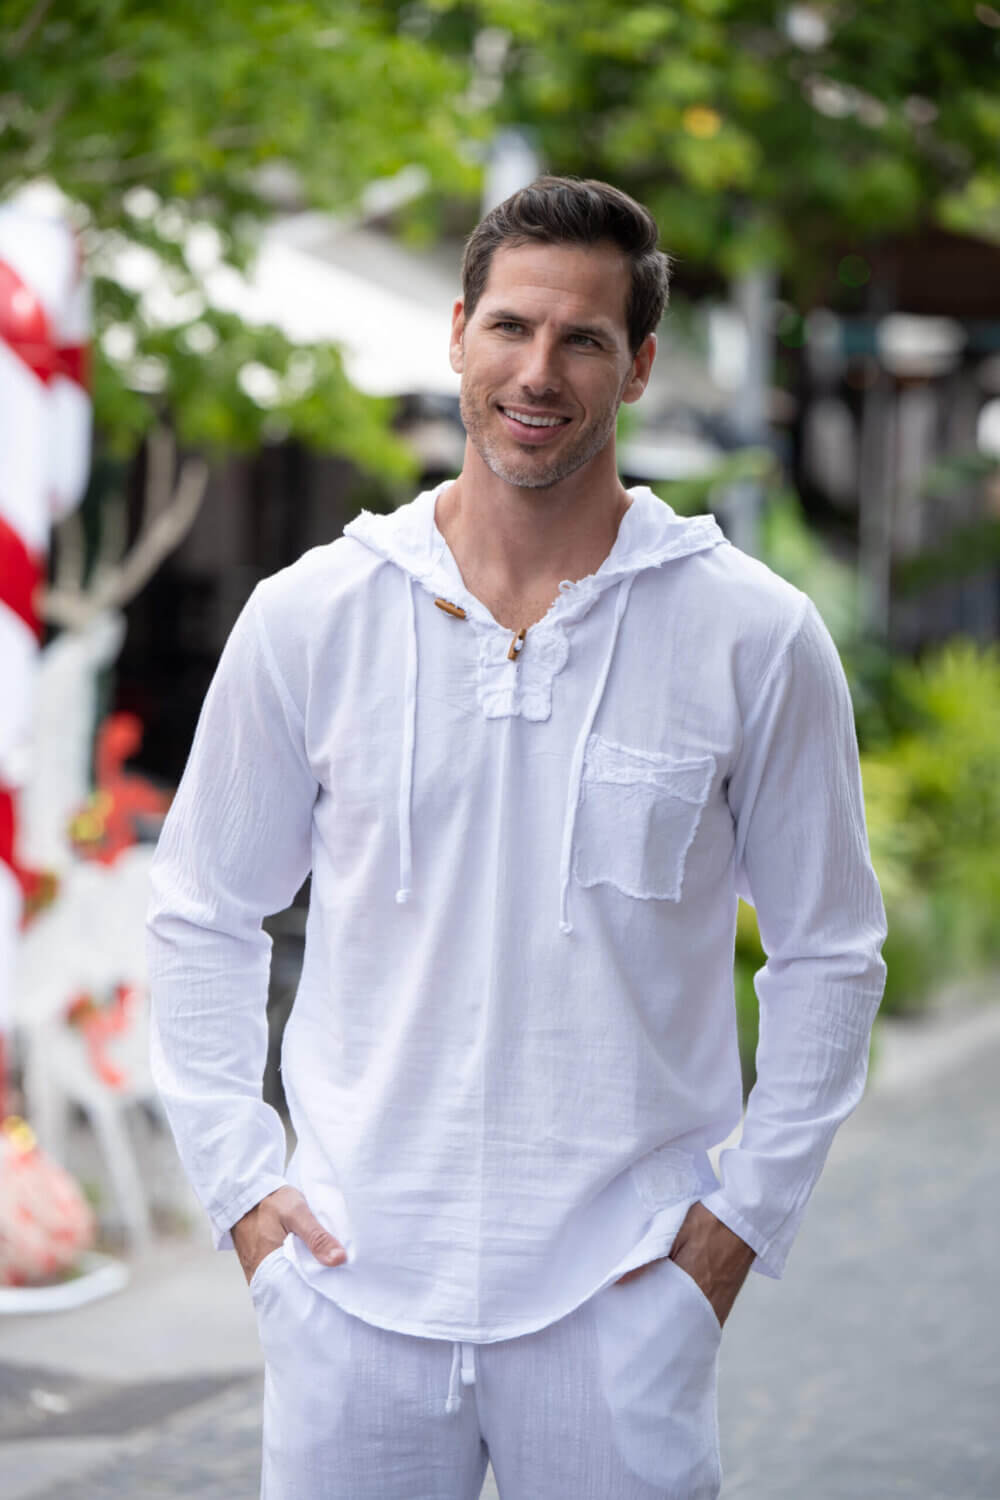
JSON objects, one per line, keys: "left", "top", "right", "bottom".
{"left": 498, "top": 406, "right": 571, "bottom": 429}
{"left": 497, "top": 405, "right": 572, "bottom": 443}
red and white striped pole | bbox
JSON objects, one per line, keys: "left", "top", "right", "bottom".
{"left": 0, "top": 204, "right": 91, "bottom": 1120}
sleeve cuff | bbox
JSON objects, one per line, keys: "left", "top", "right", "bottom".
{"left": 209, "top": 1175, "right": 290, "bottom": 1252}
{"left": 699, "top": 1189, "right": 787, "bottom": 1280}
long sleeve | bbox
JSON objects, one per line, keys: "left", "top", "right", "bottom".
{"left": 701, "top": 596, "right": 887, "bottom": 1278}
{"left": 146, "top": 586, "right": 317, "bottom": 1249}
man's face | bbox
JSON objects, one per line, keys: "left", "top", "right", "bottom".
{"left": 450, "top": 240, "right": 654, "bottom": 491}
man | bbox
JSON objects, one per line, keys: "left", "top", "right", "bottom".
{"left": 148, "top": 177, "right": 887, "bottom": 1499}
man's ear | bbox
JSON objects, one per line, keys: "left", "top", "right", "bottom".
{"left": 622, "top": 332, "right": 656, "bottom": 405}
{"left": 449, "top": 299, "right": 466, "bottom": 374}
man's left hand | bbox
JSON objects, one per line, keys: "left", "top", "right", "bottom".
{"left": 617, "top": 1201, "right": 756, "bottom": 1328}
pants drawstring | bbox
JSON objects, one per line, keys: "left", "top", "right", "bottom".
{"left": 444, "top": 1340, "right": 477, "bottom": 1415}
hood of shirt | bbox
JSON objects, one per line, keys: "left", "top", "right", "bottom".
{"left": 344, "top": 482, "right": 727, "bottom": 931}
{"left": 345, "top": 482, "right": 723, "bottom": 608}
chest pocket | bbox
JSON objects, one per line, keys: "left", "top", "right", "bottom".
{"left": 573, "top": 734, "right": 716, "bottom": 903}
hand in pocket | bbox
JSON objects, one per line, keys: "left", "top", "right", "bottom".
{"left": 232, "top": 1186, "right": 346, "bottom": 1286}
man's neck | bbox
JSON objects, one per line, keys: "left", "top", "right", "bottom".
{"left": 435, "top": 445, "right": 632, "bottom": 633}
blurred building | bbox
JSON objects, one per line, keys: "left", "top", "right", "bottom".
{"left": 791, "top": 228, "right": 1000, "bottom": 649}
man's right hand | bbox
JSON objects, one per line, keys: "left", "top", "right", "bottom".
{"left": 231, "top": 1186, "right": 347, "bottom": 1286}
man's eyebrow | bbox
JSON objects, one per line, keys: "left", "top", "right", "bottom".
{"left": 484, "top": 308, "right": 616, "bottom": 340}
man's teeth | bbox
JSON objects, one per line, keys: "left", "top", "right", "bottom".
{"left": 502, "top": 409, "right": 567, "bottom": 428}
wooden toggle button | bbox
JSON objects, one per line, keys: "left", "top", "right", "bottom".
{"left": 434, "top": 597, "right": 467, "bottom": 619}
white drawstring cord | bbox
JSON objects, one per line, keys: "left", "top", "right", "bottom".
{"left": 445, "top": 1341, "right": 462, "bottom": 1414}
{"left": 396, "top": 574, "right": 418, "bottom": 904}
{"left": 557, "top": 575, "right": 636, "bottom": 934}
{"left": 445, "top": 1341, "right": 477, "bottom": 1415}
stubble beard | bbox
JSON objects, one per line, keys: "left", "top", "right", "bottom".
{"left": 459, "top": 387, "right": 622, "bottom": 491}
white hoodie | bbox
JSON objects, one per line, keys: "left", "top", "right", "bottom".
{"left": 147, "top": 482, "right": 887, "bottom": 1341}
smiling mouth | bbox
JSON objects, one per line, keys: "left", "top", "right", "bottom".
{"left": 498, "top": 406, "right": 571, "bottom": 430}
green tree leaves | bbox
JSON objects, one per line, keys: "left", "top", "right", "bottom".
{"left": 1, "top": 1, "right": 477, "bottom": 466}
{"left": 410, "top": 0, "right": 1000, "bottom": 295}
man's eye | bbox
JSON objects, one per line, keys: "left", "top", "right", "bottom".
{"left": 569, "top": 334, "right": 599, "bottom": 348}
{"left": 496, "top": 321, "right": 523, "bottom": 333}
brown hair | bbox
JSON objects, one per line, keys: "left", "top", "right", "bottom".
{"left": 461, "top": 175, "right": 671, "bottom": 354}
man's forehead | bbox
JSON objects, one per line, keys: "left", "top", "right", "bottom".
{"left": 476, "top": 240, "right": 630, "bottom": 329}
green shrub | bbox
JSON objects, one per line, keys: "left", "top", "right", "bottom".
{"left": 735, "top": 638, "right": 1000, "bottom": 1089}
{"left": 863, "top": 638, "right": 1000, "bottom": 1005}
{"left": 734, "top": 901, "right": 765, "bottom": 1093}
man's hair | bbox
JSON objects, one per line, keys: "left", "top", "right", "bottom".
{"left": 461, "top": 175, "right": 671, "bottom": 355}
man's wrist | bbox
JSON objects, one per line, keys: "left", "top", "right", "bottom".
{"left": 231, "top": 1199, "right": 266, "bottom": 1279}
{"left": 669, "top": 1200, "right": 755, "bottom": 1326}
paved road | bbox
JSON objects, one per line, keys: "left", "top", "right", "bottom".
{"left": 6, "top": 1013, "right": 999, "bottom": 1499}
{"left": 718, "top": 1017, "right": 1000, "bottom": 1499}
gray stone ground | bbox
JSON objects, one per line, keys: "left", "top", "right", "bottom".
{"left": 2, "top": 1002, "right": 998, "bottom": 1500}
{"left": 717, "top": 1005, "right": 1000, "bottom": 1500}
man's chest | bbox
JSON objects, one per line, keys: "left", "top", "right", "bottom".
{"left": 301, "top": 587, "right": 743, "bottom": 904}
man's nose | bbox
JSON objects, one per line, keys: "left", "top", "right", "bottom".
{"left": 517, "top": 335, "right": 562, "bottom": 396}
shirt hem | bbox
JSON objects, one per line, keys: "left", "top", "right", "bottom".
{"left": 283, "top": 1197, "right": 699, "bottom": 1343}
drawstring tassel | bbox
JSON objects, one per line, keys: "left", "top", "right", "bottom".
{"left": 445, "top": 1341, "right": 463, "bottom": 1415}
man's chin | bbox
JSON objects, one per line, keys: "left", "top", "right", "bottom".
{"left": 488, "top": 464, "right": 567, "bottom": 491}
{"left": 479, "top": 444, "right": 582, "bottom": 491}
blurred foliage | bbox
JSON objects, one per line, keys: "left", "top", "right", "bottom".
{"left": 733, "top": 898, "right": 765, "bottom": 1096}
{"left": 658, "top": 446, "right": 777, "bottom": 519}
{"left": 657, "top": 448, "right": 863, "bottom": 652}
{"left": 7, "top": 1, "right": 999, "bottom": 458}
{"left": 862, "top": 640, "right": 1000, "bottom": 1011}
{"left": 895, "top": 514, "right": 1000, "bottom": 596}
{"left": 397, "top": 0, "right": 1000, "bottom": 297}
{"left": 891, "top": 451, "right": 1000, "bottom": 596}
{"left": 736, "top": 635, "right": 1000, "bottom": 1084}
{"left": 0, "top": 0, "right": 480, "bottom": 467}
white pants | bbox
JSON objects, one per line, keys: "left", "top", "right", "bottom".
{"left": 250, "top": 1247, "right": 723, "bottom": 1500}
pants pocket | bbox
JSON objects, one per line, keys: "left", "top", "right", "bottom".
{"left": 249, "top": 1243, "right": 289, "bottom": 1302}
{"left": 250, "top": 1239, "right": 317, "bottom": 1368}
{"left": 593, "top": 1255, "right": 722, "bottom": 1497}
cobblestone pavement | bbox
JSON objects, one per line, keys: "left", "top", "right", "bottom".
{"left": 719, "top": 1018, "right": 1000, "bottom": 1499}
{"left": 26, "top": 1379, "right": 265, "bottom": 1500}
{"left": 7, "top": 1016, "right": 998, "bottom": 1500}
{"left": 18, "top": 1376, "right": 501, "bottom": 1500}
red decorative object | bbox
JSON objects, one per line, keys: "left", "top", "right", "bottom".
{"left": 69, "top": 713, "right": 170, "bottom": 865}
{"left": 0, "top": 257, "right": 87, "bottom": 392}
{"left": 0, "top": 513, "right": 45, "bottom": 640}
{"left": 64, "top": 984, "right": 137, "bottom": 1091}
{"left": 0, "top": 257, "right": 57, "bottom": 384}
{"left": 0, "top": 787, "right": 56, "bottom": 932}
{"left": 0, "top": 1115, "right": 96, "bottom": 1287}
{"left": 1, "top": 207, "right": 92, "bottom": 1128}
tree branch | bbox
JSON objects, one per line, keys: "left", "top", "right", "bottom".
{"left": 5, "top": 0, "right": 56, "bottom": 59}
{"left": 145, "top": 423, "right": 177, "bottom": 523}
{"left": 37, "top": 447, "right": 210, "bottom": 630}
{"left": 51, "top": 508, "right": 87, "bottom": 596}
{"left": 88, "top": 491, "right": 128, "bottom": 593}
